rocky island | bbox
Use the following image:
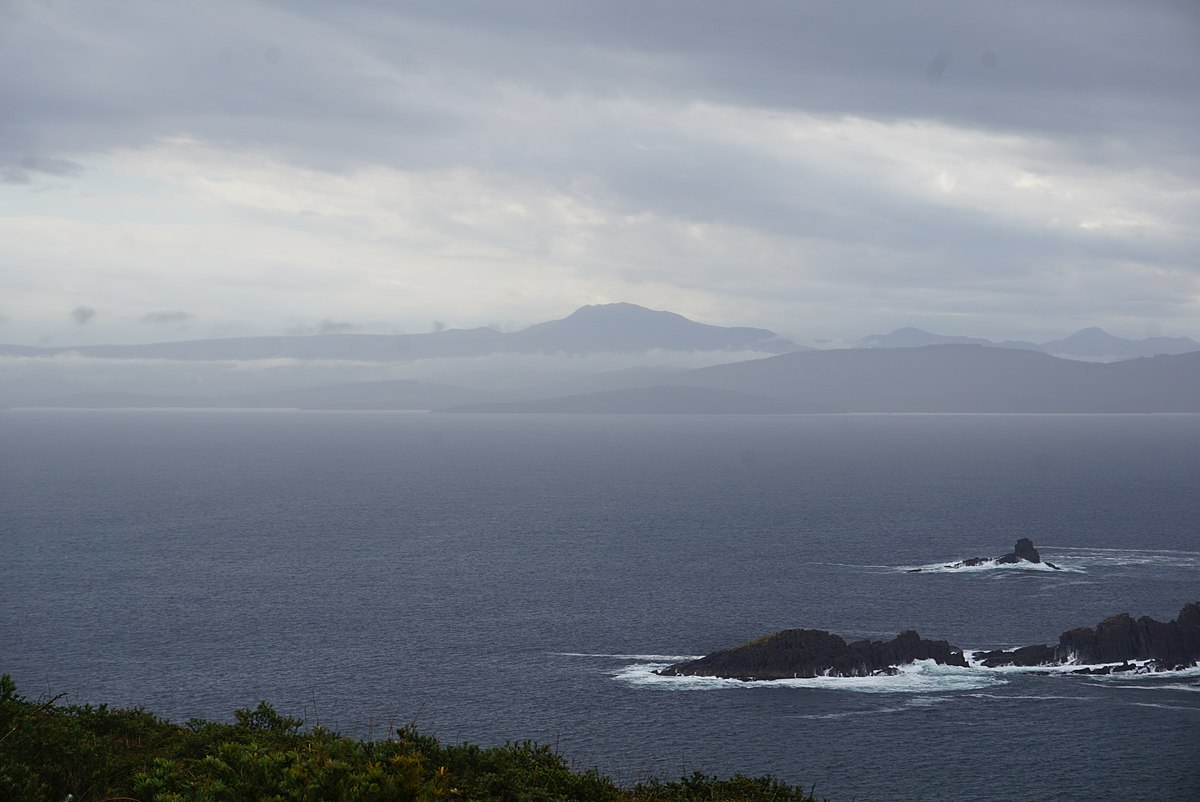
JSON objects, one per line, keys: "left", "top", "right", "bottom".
{"left": 656, "top": 629, "right": 967, "bottom": 680}
{"left": 657, "top": 603, "right": 1200, "bottom": 681}
{"left": 907, "top": 537, "right": 1061, "bottom": 572}
{"left": 976, "top": 601, "right": 1200, "bottom": 673}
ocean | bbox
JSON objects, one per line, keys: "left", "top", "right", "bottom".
{"left": 2, "top": 410, "right": 1198, "bottom": 801}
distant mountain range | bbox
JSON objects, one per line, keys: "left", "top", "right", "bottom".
{"left": 445, "top": 346, "right": 1200, "bottom": 414}
{"left": 31, "top": 380, "right": 504, "bottom": 412}
{"left": 0, "top": 303, "right": 801, "bottom": 362}
{"left": 4, "top": 304, "right": 1198, "bottom": 412}
{"left": 5, "top": 304, "right": 1193, "bottom": 363}
{"left": 860, "top": 326, "right": 1199, "bottom": 361}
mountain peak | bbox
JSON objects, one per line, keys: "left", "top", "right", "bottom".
{"left": 1041, "top": 327, "right": 1200, "bottom": 359}
{"left": 1062, "top": 327, "right": 1118, "bottom": 341}
{"left": 564, "top": 302, "right": 681, "bottom": 321}
{"left": 516, "top": 302, "right": 797, "bottom": 354}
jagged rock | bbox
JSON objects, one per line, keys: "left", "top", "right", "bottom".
{"left": 657, "top": 603, "right": 1200, "bottom": 682}
{"left": 656, "top": 628, "right": 967, "bottom": 680}
{"left": 908, "top": 538, "right": 1061, "bottom": 572}
{"left": 1055, "top": 603, "right": 1200, "bottom": 664}
{"left": 974, "top": 643, "right": 1056, "bottom": 668}
{"left": 975, "top": 602, "right": 1200, "bottom": 668}
{"left": 998, "top": 537, "right": 1040, "bottom": 564}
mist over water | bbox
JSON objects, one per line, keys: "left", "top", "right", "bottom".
{"left": 3, "top": 411, "right": 1199, "bottom": 801}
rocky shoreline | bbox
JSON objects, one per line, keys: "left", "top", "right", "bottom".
{"left": 656, "top": 603, "right": 1200, "bottom": 680}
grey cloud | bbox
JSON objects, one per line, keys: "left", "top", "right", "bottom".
{"left": 2, "top": 0, "right": 1197, "bottom": 342}
{"left": 286, "top": 319, "right": 361, "bottom": 335}
{"left": 1, "top": 155, "right": 82, "bottom": 183}
{"left": 308, "top": 0, "right": 1200, "bottom": 156}
{"left": 1, "top": 167, "right": 31, "bottom": 184}
{"left": 0, "top": 0, "right": 460, "bottom": 172}
{"left": 21, "top": 155, "right": 82, "bottom": 175}
{"left": 140, "top": 310, "right": 194, "bottom": 324}
{"left": 70, "top": 306, "right": 96, "bottom": 324}
{"left": 3, "top": 1, "right": 1196, "bottom": 173}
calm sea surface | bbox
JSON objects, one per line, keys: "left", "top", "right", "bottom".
{"left": 2, "top": 411, "right": 1198, "bottom": 801}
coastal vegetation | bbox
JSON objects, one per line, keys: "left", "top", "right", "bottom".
{"left": 0, "top": 675, "right": 823, "bottom": 802}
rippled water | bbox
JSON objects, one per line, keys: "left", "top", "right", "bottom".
{"left": 2, "top": 411, "right": 1198, "bottom": 801}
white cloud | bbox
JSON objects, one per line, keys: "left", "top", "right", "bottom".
{"left": 1, "top": 0, "right": 1197, "bottom": 345}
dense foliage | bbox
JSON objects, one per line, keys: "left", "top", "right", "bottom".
{"left": 0, "top": 675, "right": 823, "bottom": 801}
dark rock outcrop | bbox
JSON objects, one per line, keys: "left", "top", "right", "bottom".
{"left": 908, "top": 538, "right": 1060, "bottom": 572}
{"left": 973, "top": 643, "right": 1056, "bottom": 667}
{"left": 1055, "top": 603, "right": 1200, "bottom": 665}
{"left": 656, "top": 628, "right": 967, "bottom": 680}
{"left": 657, "top": 603, "right": 1200, "bottom": 681}
{"left": 975, "top": 602, "right": 1200, "bottom": 669}
{"left": 1000, "top": 537, "right": 1041, "bottom": 564}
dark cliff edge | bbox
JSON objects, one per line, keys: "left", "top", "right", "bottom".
{"left": 658, "top": 603, "right": 1200, "bottom": 681}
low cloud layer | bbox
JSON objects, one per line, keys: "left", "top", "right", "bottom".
{"left": 1, "top": 0, "right": 1197, "bottom": 345}
{"left": 286, "top": 318, "right": 362, "bottom": 336}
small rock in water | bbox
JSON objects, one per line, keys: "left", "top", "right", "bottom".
{"left": 912, "top": 538, "right": 1061, "bottom": 572}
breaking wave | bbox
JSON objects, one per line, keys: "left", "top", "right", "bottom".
{"left": 607, "top": 658, "right": 1005, "bottom": 694}
{"left": 963, "top": 652, "right": 1200, "bottom": 679}
{"left": 903, "top": 558, "right": 1079, "bottom": 574}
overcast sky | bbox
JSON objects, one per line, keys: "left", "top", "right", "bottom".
{"left": 2, "top": 0, "right": 1198, "bottom": 345}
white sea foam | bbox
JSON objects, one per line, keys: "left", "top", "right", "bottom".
{"left": 964, "top": 651, "right": 1200, "bottom": 679}
{"left": 789, "top": 706, "right": 910, "bottom": 720}
{"left": 902, "top": 558, "right": 1080, "bottom": 574}
{"left": 1077, "top": 664, "right": 1200, "bottom": 681}
{"left": 1105, "top": 681, "right": 1200, "bottom": 692}
{"left": 609, "top": 659, "right": 1005, "bottom": 694}
{"left": 900, "top": 545, "right": 1200, "bottom": 574}
{"left": 966, "top": 693, "right": 1093, "bottom": 701}
{"left": 1040, "top": 546, "right": 1200, "bottom": 571}
{"left": 1128, "top": 702, "right": 1200, "bottom": 712}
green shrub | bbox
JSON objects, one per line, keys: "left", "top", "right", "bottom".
{"left": 0, "top": 675, "right": 824, "bottom": 802}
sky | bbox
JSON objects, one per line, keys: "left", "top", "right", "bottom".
{"left": 1, "top": 0, "right": 1198, "bottom": 346}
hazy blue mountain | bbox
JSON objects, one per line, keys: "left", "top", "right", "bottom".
{"left": 446, "top": 347, "right": 1200, "bottom": 413}
{"left": 506, "top": 303, "right": 800, "bottom": 354}
{"left": 859, "top": 327, "right": 1039, "bottom": 350}
{"left": 236, "top": 380, "right": 507, "bottom": 410}
{"left": 859, "top": 325, "right": 1199, "bottom": 360}
{"left": 859, "top": 327, "right": 991, "bottom": 348}
{"left": 0, "top": 303, "right": 799, "bottom": 362}
{"left": 527, "top": 365, "right": 687, "bottom": 398}
{"left": 1040, "top": 327, "right": 1200, "bottom": 359}
{"left": 443, "top": 385, "right": 823, "bottom": 414}
{"left": 29, "top": 380, "right": 504, "bottom": 411}
{"left": 22, "top": 392, "right": 220, "bottom": 409}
